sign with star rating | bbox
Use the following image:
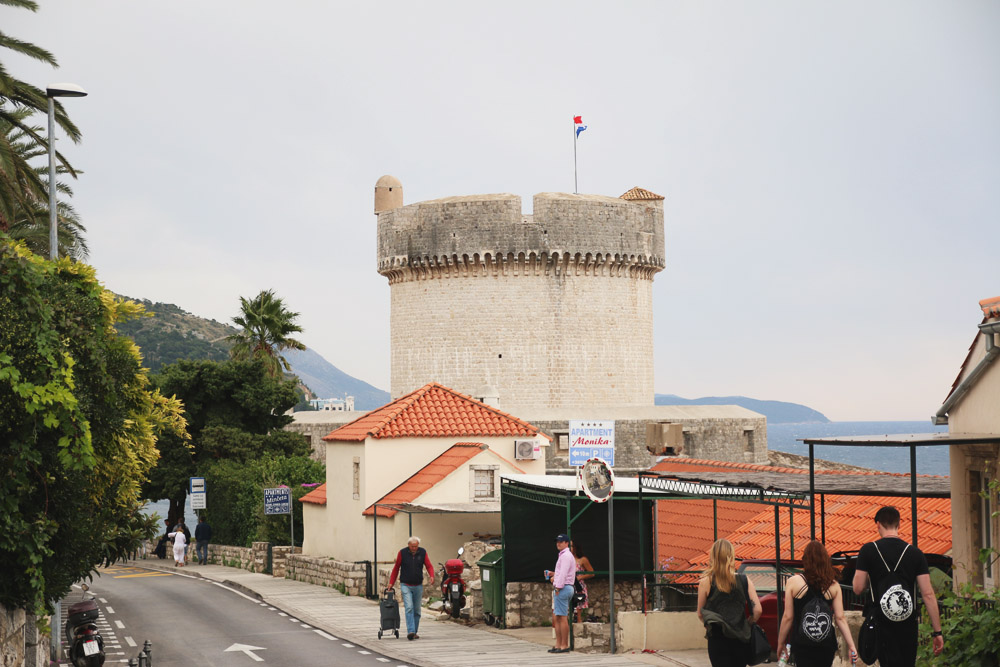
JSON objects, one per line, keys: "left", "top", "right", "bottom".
{"left": 569, "top": 420, "right": 615, "bottom": 467}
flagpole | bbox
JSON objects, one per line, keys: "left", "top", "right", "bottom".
{"left": 573, "top": 118, "right": 578, "bottom": 194}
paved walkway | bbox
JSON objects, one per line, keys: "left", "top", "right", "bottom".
{"left": 126, "top": 558, "right": 709, "bottom": 667}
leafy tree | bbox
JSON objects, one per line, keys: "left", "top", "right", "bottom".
{"left": 0, "top": 238, "right": 187, "bottom": 616}
{"left": 201, "top": 454, "right": 325, "bottom": 548}
{"left": 227, "top": 290, "right": 306, "bottom": 377}
{"left": 145, "top": 359, "right": 303, "bottom": 522}
{"left": 0, "top": 0, "right": 83, "bottom": 245}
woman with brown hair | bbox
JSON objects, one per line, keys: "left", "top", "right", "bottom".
{"left": 777, "top": 540, "right": 857, "bottom": 667}
{"left": 697, "top": 539, "right": 762, "bottom": 667}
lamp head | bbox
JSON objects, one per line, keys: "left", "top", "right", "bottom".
{"left": 46, "top": 82, "right": 88, "bottom": 98}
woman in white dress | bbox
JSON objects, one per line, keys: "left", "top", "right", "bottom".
{"left": 167, "top": 530, "right": 188, "bottom": 567}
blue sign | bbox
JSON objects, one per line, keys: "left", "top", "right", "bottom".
{"left": 568, "top": 420, "right": 615, "bottom": 467}
{"left": 264, "top": 487, "right": 291, "bottom": 515}
{"left": 189, "top": 477, "right": 205, "bottom": 494}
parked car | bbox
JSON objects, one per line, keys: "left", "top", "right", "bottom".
{"left": 736, "top": 558, "right": 803, "bottom": 653}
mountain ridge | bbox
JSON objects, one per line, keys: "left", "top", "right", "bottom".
{"left": 655, "top": 393, "right": 829, "bottom": 424}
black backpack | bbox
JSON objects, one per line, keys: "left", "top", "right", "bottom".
{"left": 873, "top": 542, "right": 914, "bottom": 623}
{"left": 796, "top": 587, "right": 835, "bottom": 644}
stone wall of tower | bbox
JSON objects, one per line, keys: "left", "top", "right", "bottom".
{"left": 378, "top": 191, "right": 666, "bottom": 410}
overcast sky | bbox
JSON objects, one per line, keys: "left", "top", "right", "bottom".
{"left": 10, "top": 1, "right": 999, "bottom": 421}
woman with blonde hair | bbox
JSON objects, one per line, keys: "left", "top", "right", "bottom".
{"left": 776, "top": 540, "right": 857, "bottom": 667}
{"left": 697, "top": 539, "right": 761, "bottom": 667}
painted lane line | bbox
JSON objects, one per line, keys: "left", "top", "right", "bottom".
{"left": 278, "top": 612, "right": 287, "bottom": 617}
{"left": 341, "top": 643, "right": 354, "bottom": 648}
{"left": 124, "top": 637, "right": 136, "bottom": 648}
{"left": 299, "top": 624, "right": 311, "bottom": 629}
{"left": 267, "top": 607, "right": 277, "bottom": 610}
{"left": 358, "top": 649, "right": 371, "bottom": 654}
{"left": 376, "top": 659, "right": 390, "bottom": 664}
{"left": 105, "top": 606, "right": 115, "bottom": 614}
{"left": 99, "top": 598, "right": 108, "bottom": 603}
{"left": 313, "top": 630, "right": 338, "bottom": 641}
{"left": 114, "top": 620, "right": 125, "bottom": 629}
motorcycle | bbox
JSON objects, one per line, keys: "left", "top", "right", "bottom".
{"left": 438, "top": 547, "right": 467, "bottom": 619}
{"left": 65, "top": 583, "right": 105, "bottom": 667}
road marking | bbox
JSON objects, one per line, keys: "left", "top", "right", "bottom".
{"left": 376, "top": 659, "right": 390, "bottom": 663}
{"left": 299, "top": 624, "right": 311, "bottom": 629}
{"left": 124, "top": 637, "right": 136, "bottom": 647}
{"left": 113, "top": 572, "right": 174, "bottom": 579}
{"left": 358, "top": 650, "right": 371, "bottom": 654}
{"left": 267, "top": 607, "right": 276, "bottom": 610}
{"left": 99, "top": 598, "right": 108, "bottom": 603}
{"left": 225, "top": 643, "right": 265, "bottom": 662}
{"left": 313, "top": 630, "right": 338, "bottom": 641}
{"left": 114, "top": 620, "right": 125, "bottom": 629}
{"left": 341, "top": 643, "right": 354, "bottom": 648}
{"left": 278, "top": 612, "right": 287, "bottom": 616}
{"left": 105, "top": 606, "right": 115, "bottom": 614}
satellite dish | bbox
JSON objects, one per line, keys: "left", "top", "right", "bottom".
{"left": 580, "top": 457, "right": 614, "bottom": 503}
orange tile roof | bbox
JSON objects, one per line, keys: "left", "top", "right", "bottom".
{"left": 323, "top": 382, "right": 547, "bottom": 442}
{"left": 981, "top": 296, "right": 1000, "bottom": 318}
{"left": 653, "top": 459, "right": 952, "bottom": 580}
{"left": 300, "top": 484, "right": 327, "bottom": 505}
{"left": 620, "top": 186, "right": 664, "bottom": 201}
{"left": 362, "top": 443, "right": 525, "bottom": 518}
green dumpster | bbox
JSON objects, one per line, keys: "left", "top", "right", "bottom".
{"left": 477, "top": 549, "right": 504, "bottom": 628}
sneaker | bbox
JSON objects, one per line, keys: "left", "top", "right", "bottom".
{"left": 407, "top": 633, "right": 414, "bottom": 641}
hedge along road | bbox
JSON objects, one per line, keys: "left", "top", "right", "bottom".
{"left": 88, "top": 564, "right": 411, "bottom": 667}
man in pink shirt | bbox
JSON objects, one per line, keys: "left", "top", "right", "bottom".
{"left": 544, "top": 533, "right": 576, "bottom": 653}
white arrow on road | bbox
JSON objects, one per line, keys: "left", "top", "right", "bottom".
{"left": 224, "top": 643, "right": 266, "bottom": 662}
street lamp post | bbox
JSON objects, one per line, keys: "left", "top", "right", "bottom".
{"left": 46, "top": 83, "right": 87, "bottom": 260}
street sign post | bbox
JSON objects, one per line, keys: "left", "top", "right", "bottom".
{"left": 190, "top": 477, "right": 206, "bottom": 511}
{"left": 578, "top": 456, "right": 617, "bottom": 654}
{"left": 568, "top": 420, "right": 615, "bottom": 467}
{"left": 264, "top": 487, "right": 294, "bottom": 548}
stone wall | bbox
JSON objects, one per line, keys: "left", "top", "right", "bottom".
{"left": 537, "top": 415, "right": 769, "bottom": 470}
{"left": 283, "top": 421, "right": 330, "bottom": 462}
{"left": 502, "top": 579, "right": 644, "bottom": 628}
{"left": 377, "top": 192, "right": 665, "bottom": 409}
{"left": 1, "top": 605, "right": 47, "bottom": 667}
{"left": 286, "top": 555, "right": 371, "bottom": 597}
{"left": 143, "top": 540, "right": 273, "bottom": 573}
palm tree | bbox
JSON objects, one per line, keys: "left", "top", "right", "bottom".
{"left": 227, "top": 290, "right": 307, "bottom": 377}
{"left": 0, "top": 0, "right": 84, "bottom": 254}
{"left": 0, "top": 108, "right": 87, "bottom": 257}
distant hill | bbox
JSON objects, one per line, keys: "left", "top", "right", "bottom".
{"left": 281, "top": 348, "right": 390, "bottom": 410}
{"left": 114, "top": 296, "right": 390, "bottom": 410}
{"left": 654, "top": 394, "right": 829, "bottom": 424}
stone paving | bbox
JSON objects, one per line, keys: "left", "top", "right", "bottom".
{"left": 127, "top": 558, "right": 709, "bottom": 667}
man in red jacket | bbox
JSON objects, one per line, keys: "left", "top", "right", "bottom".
{"left": 387, "top": 536, "right": 435, "bottom": 640}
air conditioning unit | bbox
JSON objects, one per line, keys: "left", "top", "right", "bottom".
{"left": 514, "top": 439, "right": 540, "bottom": 460}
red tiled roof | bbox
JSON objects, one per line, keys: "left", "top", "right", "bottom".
{"left": 654, "top": 459, "right": 952, "bottom": 580}
{"left": 362, "top": 443, "right": 525, "bottom": 518}
{"left": 323, "top": 382, "right": 546, "bottom": 442}
{"left": 981, "top": 296, "right": 1000, "bottom": 318}
{"left": 620, "top": 186, "right": 664, "bottom": 201}
{"left": 300, "top": 484, "right": 327, "bottom": 505}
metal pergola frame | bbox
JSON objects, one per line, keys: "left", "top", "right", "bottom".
{"left": 800, "top": 432, "right": 1000, "bottom": 549}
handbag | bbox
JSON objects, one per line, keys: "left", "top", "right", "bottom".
{"left": 572, "top": 579, "right": 586, "bottom": 606}
{"left": 747, "top": 623, "right": 770, "bottom": 666}
{"left": 857, "top": 591, "right": 879, "bottom": 665}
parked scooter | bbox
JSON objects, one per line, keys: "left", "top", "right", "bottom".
{"left": 438, "top": 547, "right": 467, "bottom": 619}
{"left": 65, "top": 583, "right": 105, "bottom": 667}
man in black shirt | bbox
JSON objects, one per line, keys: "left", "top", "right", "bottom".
{"left": 853, "top": 507, "right": 944, "bottom": 666}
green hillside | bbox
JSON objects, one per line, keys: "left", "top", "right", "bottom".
{"left": 114, "top": 296, "right": 235, "bottom": 372}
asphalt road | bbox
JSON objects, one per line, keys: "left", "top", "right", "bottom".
{"left": 76, "top": 564, "right": 411, "bottom": 666}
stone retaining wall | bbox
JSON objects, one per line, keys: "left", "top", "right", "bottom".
{"left": 286, "top": 555, "right": 371, "bottom": 597}
{"left": 1, "top": 604, "right": 47, "bottom": 667}
{"left": 503, "top": 579, "right": 644, "bottom": 629}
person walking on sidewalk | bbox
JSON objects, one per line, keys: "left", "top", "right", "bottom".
{"left": 545, "top": 533, "right": 576, "bottom": 654}
{"left": 387, "top": 536, "right": 435, "bottom": 640}
{"left": 697, "top": 539, "right": 761, "bottom": 667}
{"left": 166, "top": 528, "right": 188, "bottom": 567}
{"left": 194, "top": 516, "right": 212, "bottom": 565}
{"left": 852, "top": 506, "right": 944, "bottom": 667}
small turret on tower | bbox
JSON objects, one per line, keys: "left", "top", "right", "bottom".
{"left": 374, "top": 175, "right": 403, "bottom": 214}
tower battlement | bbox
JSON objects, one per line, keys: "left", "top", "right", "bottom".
{"left": 374, "top": 179, "right": 667, "bottom": 409}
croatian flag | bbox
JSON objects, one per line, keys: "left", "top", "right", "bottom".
{"left": 574, "top": 115, "right": 587, "bottom": 137}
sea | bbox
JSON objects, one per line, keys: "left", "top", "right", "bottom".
{"left": 767, "top": 421, "right": 949, "bottom": 476}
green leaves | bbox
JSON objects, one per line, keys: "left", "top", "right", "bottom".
{"left": 227, "top": 289, "right": 306, "bottom": 378}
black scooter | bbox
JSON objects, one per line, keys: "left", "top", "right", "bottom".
{"left": 65, "top": 583, "right": 105, "bottom": 667}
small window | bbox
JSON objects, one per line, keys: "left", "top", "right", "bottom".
{"left": 555, "top": 432, "right": 569, "bottom": 451}
{"left": 353, "top": 460, "right": 360, "bottom": 500}
{"left": 470, "top": 464, "right": 499, "bottom": 500}
{"left": 744, "top": 429, "right": 755, "bottom": 453}
{"left": 474, "top": 469, "right": 494, "bottom": 498}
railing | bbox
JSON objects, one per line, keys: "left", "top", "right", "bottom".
{"left": 127, "top": 640, "right": 152, "bottom": 666}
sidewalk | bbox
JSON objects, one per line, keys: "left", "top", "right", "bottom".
{"left": 127, "top": 558, "right": 710, "bottom": 667}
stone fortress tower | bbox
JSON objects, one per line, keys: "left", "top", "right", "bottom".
{"left": 375, "top": 177, "right": 666, "bottom": 411}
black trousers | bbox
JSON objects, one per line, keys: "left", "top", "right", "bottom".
{"left": 707, "top": 633, "right": 748, "bottom": 667}
{"left": 791, "top": 643, "right": 836, "bottom": 667}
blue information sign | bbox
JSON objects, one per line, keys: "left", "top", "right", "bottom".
{"left": 264, "top": 487, "right": 291, "bottom": 515}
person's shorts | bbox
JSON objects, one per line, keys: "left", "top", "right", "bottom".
{"left": 553, "top": 585, "right": 574, "bottom": 616}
